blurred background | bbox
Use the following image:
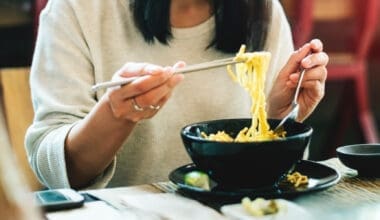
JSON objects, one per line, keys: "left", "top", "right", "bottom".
{"left": 0, "top": 0, "right": 33, "bottom": 67}
{"left": 280, "top": 0, "right": 380, "bottom": 160}
{"left": 0, "top": 0, "right": 379, "bottom": 190}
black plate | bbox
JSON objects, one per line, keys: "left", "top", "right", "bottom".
{"left": 169, "top": 160, "right": 340, "bottom": 202}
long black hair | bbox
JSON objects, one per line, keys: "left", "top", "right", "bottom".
{"left": 130, "top": 0, "right": 272, "bottom": 53}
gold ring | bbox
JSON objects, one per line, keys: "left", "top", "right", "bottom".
{"left": 149, "top": 105, "right": 161, "bottom": 110}
{"left": 132, "top": 98, "right": 144, "bottom": 111}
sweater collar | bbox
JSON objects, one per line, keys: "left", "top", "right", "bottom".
{"left": 171, "top": 16, "right": 215, "bottom": 39}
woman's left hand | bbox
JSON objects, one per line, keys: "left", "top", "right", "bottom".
{"left": 267, "top": 39, "right": 329, "bottom": 122}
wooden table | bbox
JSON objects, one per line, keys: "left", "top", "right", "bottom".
{"left": 46, "top": 158, "right": 380, "bottom": 220}
{"left": 293, "top": 159, "right": 380, "bottom": 219}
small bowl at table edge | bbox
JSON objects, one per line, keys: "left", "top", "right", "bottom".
{"left": 336, "top": 144, "right": 380, "bottom": 177}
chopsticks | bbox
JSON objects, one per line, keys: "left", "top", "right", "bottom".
{"left": 91, "top": 57, "right": 241, "bottom": 92}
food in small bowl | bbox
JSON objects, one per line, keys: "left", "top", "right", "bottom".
{"left": 336, "top": 144, "right": 380, "bottom": 177}
{"left": 180, "top": 118, "right": 313, "bottom": 188}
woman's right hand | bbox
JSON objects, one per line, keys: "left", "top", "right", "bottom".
{"left": 106, "top": 61, "right": 185, "bottom": 123}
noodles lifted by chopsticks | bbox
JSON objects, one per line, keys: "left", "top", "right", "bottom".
{"left": 202, "top": 45, "right": 285, "bottom": 142}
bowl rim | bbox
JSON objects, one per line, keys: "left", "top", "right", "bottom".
{"left": 181, "top": 118, "right": 313, "bottom": 144}
{"left": 336, "top": 144, "right": 380, "bottom": 156}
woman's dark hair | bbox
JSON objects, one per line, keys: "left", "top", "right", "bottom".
{"left": 130, "top": 0, "right": 272, "bottom": 53}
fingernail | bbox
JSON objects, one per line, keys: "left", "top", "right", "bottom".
{"left": 311, "top": 39, "right": 319, "bottom": 45}
{"left": 302, "top": 58, "right": 311, "bottom": 67}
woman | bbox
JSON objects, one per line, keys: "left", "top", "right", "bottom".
{"left": 26, "top": 0, "right": 328, "bottom": 189}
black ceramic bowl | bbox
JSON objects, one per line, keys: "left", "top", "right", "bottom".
{"left": 336, "top": 144, "right": 380, "bottom": 177}
{"left": 181, "top": 118, "right": 313, "bottom": 188}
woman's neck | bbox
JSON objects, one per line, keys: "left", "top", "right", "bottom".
{"left": 170, "top": 0, "right": 213, "bottom": 28}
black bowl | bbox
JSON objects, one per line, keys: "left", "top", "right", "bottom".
{"left": 180, "top": 118, "right": 313, "bottom": 188}
{"left": 336, "top": 144, "right": 380, "bottom": 177}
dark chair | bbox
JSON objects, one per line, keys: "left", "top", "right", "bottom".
{"left": 33, "top": 0, "right": 48, "bottom": 40}
{"left": 281, "top": 0, "right": 314, "bottom": 48}
{"left": 316, "top": 0, "right": 379, "bottom": 156}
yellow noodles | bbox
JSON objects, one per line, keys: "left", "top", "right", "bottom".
{"left": 200, "top": 131, "right": 233, "bottom": 142}
{"left": 286, "top": 171, "right": 309, "bottom": 187}
{"left": 203, "top": 45, "right": 285, "bottom": 142}
{"left": 241, "top": 197, "right": 280, "bottom": 216}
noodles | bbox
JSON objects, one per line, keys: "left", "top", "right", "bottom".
{"left": 203, "top": 45, "right": 285, "bottom": 142}
{"left": 241, "top": 197, "right": 280, "bottom": 216}
{"left": 200, "top": 131, "right": 233, "bottom": 142}
{"left": 286, "top": 171, "right": 309, "bottom": 187}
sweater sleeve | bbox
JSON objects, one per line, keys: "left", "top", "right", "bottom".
{"left": 25, "top": 0, "right": 115, "bottom": 189}
{"left": 264, "top": 0, "right": 294, "bottom": 96}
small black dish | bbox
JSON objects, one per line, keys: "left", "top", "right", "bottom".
{"left": 336, "top": 144, "right": 380, "bottom": 177}
{"left": 169, "top": 160, "right": 340, "bottom": 202}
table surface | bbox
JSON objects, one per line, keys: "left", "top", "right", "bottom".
{"left": 46, "top": 158, "right": 380, "bottom": 220}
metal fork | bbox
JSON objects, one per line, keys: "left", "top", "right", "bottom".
{"left": 151, "top": 182, "right": 178, "bottom": 194}
{"left": 91, "top": 57, "right": 240, "bottom": 92}
{"left": 273, "top": 68, "right": 306, "bottom": 134}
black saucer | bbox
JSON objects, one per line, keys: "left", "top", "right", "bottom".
{"left": 169, "top": 160, "right": 340, "bottom": 202}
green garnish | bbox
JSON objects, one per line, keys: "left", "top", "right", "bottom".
{"left": 184, "top": 171, "right": 210, "bottom": 190}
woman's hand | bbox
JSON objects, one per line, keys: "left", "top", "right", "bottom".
{"left": 267, "top": 39, "right": 329, "bottom": 122}
{"left": 66, "top": 61, "right": 184, "bottom": 188}
{"left": 106, "top": 61, "right": 185, "bottom": 123}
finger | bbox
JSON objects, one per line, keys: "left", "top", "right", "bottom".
{"left": 286, "top": 78, "right": 325, "bottom": 90}
{"left": 287, "top": 67, "right": 327, "bottom": 86}
{"left": 117, "top": 62, "right": 165, "bottom": 78}
{"left": 140, "top": 94, "right": 172, "bottom": 120}
{"left": 171, "top": 61, "right": 186, "bottom": 85}
{"left": 123, "top": 98, "right": 155, "bottom": 122}
{"left": 109, "top": 92, "right": 163, "bottom": 122}
{"left": 305, "top": 66, "right": 328, "bottom": 82}
{"left": 281, "top": 43, "right": 311, "bottom": 75}
{"left": 144, "top": 93, "right": 172, "bottom": 116}
{"left": 173, "top": 61, "right": 186, "bottom": 69}
{"left": 299, "top": 80, "right": 325, "bottom": 102}
{"left": 287, "top": 77, "right": 324, "bottom": 91}
{"left": 134, "top": 73, "right": 184, "bottom": 107}
{"left": 301, "top": 79, "right": 325, "bottom": 90}
{"left": 310, "top": 39, "right": 323, "bottom": 53}
{"left": 301, "top": 52, "right": 329, "bottom": 69}
{"left": 117, "top": 68, "right": 175, "bottom": 99}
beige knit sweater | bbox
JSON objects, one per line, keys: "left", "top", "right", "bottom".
{"left": 26, "top": 0, "right": 294, "bottom": 189}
